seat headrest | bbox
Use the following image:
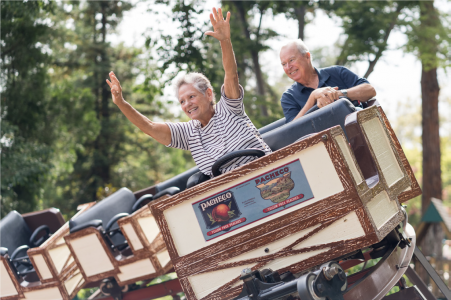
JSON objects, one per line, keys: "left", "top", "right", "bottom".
{"left": 0, "top": 211, "right": 32, "bottom": 254}
{"left": 262, "top": 99, "right": 356, "bottom": 151}
{"left": 71, "top": 187, "right": 136, "bottom": 228}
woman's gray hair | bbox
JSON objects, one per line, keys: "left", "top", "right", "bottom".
{"left": 174, "top": 72, "right": 216, "bottom": 104}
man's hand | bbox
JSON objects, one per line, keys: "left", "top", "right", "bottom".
{"left": 205, "top": 7, "right": 230, "bottom": 42}
{"left": 313, "top": 86, "right": 339, "bottom": 108}
{"left": 106, "top": 71, "right": 124, "bottom": 105}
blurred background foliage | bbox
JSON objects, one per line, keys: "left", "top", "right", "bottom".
{"left": 1, "top": 0, "right": 451, "bottom": 298}
{"left": 1, "top": 0, "right": 450, "bottom": 229}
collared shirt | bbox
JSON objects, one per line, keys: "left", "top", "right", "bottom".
{"left": 281, "top": 66, "right": 370, "bottom": 123}
{"left": 166, "top": 85, "right": 272, "bottom": 177}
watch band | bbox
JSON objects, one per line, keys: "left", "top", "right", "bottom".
{"left": 340, "top": 89, "right": 348, "bottom": 98}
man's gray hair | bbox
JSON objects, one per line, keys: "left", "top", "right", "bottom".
{"left": 173, "top": 72, "right": 216, "bottom": 104}
{"left": 283, "top": 39, "right": 309, "bottom": 56}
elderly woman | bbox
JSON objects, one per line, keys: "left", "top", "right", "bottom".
{"left": 106, "top": 8, "right": 271, "bottom": 177}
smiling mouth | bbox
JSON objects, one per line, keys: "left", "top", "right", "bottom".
{"left": 188, "top": 107, "right": 198, "bottom": 114}
{"left": 290, "top": 70, "right": 298, "bottom": 75}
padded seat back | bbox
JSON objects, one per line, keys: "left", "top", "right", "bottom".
{"left": 156, "top": 167, "right": 199, "bottom": 194}
{"left": 262, "top": 99, "right": 356, "bottom": 151}
{"left": 258, "top": 118, "right": 286, "bottom": 134}
{"left": 72, "top": 187, "right": 136, "bottom": 228}
{"left": 0, "top": 211, "right": 31, "bottom": 254}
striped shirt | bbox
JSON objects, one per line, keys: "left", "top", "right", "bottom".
{"left": 166, "top": 85, "right": 272, "bottom": 176}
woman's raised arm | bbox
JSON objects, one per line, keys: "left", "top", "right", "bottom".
{"left": 106, "top": 71, "right": 171, "bottom": 146}
{"left": 205, "top": 8, "right": 240, "bottom": 99}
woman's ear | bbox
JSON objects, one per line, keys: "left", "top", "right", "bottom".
{"left": 206, "top": 88, "right": 214, "bottom": 105}
{"left": 206, "top": 88, "right": 213, "bottom": 98}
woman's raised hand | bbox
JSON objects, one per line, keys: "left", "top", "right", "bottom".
{"left": 205, "top": 7, "right": 230, "bottom": 42}
{"left": 106, "top": 71, "right": 123, "bottom": 105}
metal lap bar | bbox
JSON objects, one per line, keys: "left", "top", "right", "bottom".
{"left": 410, "top": 247, "right": 451, "bottom": 300}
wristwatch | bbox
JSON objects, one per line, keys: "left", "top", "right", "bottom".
{"left": 340, "top": 89, "right": 348, "bottom": 98}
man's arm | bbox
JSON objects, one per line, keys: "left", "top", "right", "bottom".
{"left": 292, "top": 87, "right": 338, "bottom": 121}
{"left": 205, "top": 8, "right": 240, "bottom": 99}
{"left": 338, "top": 66, "right": 376, "bottom": 102}
{"left": 338, "top": 83, "right": 376, "bottom": 102}
{"left": 106, "top": 72, "right": 171, "bottom": 146}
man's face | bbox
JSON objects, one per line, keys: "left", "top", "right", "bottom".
{"left": 280, "top": 44, "right": 311, "bottom": 83}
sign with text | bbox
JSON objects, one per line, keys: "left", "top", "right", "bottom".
{"left": 192, "top": 159, "right": 314, "bottom": 241}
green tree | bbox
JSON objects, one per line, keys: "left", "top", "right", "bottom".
{"left": 404, "top": 0, "right": 450, "bottom": 286}
{"left": 1, "top": 1, "right": 55, "bottom": 216}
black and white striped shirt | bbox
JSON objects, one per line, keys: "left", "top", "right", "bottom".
{"left": 166, "top": 85, "right": 272, "bottom": 176}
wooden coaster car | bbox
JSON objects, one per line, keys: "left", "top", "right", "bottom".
{"left": 150, "top": 104, "right": 421, "bottom": 300}
{"left": 0, "top": 205, "right": 93, "bottom": 300}
{"left": 62, "top": 187, "right": 179, "bottom": 289}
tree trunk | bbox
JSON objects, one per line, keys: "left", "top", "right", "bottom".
{"left": 421, "top": 66, "right": 442, "bottom": 212}
{"left": 418, "top": 1, "right": 442, "bottom": 291}
{"left": 93, "top": 3, "right": 111, "bottom": 194}
{"left": 295, "top": 4, "right": 306, "bottom": 40}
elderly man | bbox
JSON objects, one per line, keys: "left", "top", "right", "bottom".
{"left": 279, "top": 40, "right": 376, "bottom": 123}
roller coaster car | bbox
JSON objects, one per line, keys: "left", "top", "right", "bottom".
{"left": 0, "top": 207, "right": 84, "bottom": 300}
{"left": 149, "top": 100, "right": 422, "bottom": 300}
{"left": 63, "top": 185, "right": 180, "bottom": 291}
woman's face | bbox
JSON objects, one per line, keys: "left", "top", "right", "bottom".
{"left": 178, "top": 84, "right": 215, "bottom": 126}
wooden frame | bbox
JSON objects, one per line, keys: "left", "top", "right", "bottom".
{"left": 0, "top": 203, "right": 96, "bottom": 300}
{"left": 64, "top": 200, "right": 173, "bottom": 288}
{"left": 150, "top": 106, "right": 420, "bottom": 300}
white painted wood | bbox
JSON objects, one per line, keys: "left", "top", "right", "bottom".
{"left": 188, "top": 264, "right": 255, "bottom": 299}
{"left": 165, "top": 143, "right": 344, "bottom": 257}
{"left": 335, "top": 135, "right": 363, "bottom": 185}
{"left": 55, "top": 235, "right": 66, "bottom": 246}
{"left": 294, "top": 211, "right": 365, "bottom": 249}
{"left": 49, "top": 244, "right": 71, "bottom": 274}
{"left": 67, "top": 255, "right": 74, "bottom": 267}
{"left": 122, "top": 223, "right": 144, "bottom": 251}
{"left": 117, "top": 259, "right": 156, "bottom": 282}
{"left": 404, "top": 186, "right": 412, "bottom": 192}
{"left": 137, "top": 215, "right": 160, "bottom": 244}
{"left": 64, "top": 272, "right": 83, "bottom": 296}
{"left": 262, "top": 248, "right": 330, "bottom": 271}
{"left": 32, "top": 254, "right": 53, "bottom": 280}
{"left": 156, "top": 250, "right": 171, "bottom": 268}
{"left": 366, "top": 191, "right": 399, "bottom": 229}
{"left": 362, "top": 117, "right": 403, "bottom": 187}
{"left": 77, "top": 277, "right": 85, "bottom": 289}
{"left": 70, "top": 233, "right": 114, "bottom": 277}
{"left": 23, "top": 287, "right": 63, "bottom": 300}
{"left": 220, "top": 224, "right": 321, "bottom": 265}
{"left": 0, "top": 263, "right": 18, "bottom": 297}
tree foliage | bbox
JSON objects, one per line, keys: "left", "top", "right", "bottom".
{"left": 1, "top": 1, "right": 55, "bottom": 217}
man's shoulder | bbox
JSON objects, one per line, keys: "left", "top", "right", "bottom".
{"left": 318, "top": 65, "right": 347, "bottom": 75}
{"left": 282, "top": 81, "right": 300, "bottom": 95}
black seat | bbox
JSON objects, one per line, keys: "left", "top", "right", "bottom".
{"left": 69, "top": 188, "right": 136, "bottom": 233}
{"left": 69, "top": 187, "right": 137, "bottom": 250}
{"left": 180, "top": 100, "right": 355, "bottom": 189}
{"left": 261, "top": 99, "right": 356, "bottom": 151}
{"left": 0, "top": 210, "right": 62, "bottom": 279}
{"left": 0, "top": 211, "right": 32, "bottom": 257}
{"left": 155, "top": 167, "right": 199, "bottom": 193}
{"left": 69, "top": 186, "right": 180, "bottom": 251}
{"left": 258, "top": 118, "right": 286, "bottom": 134}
